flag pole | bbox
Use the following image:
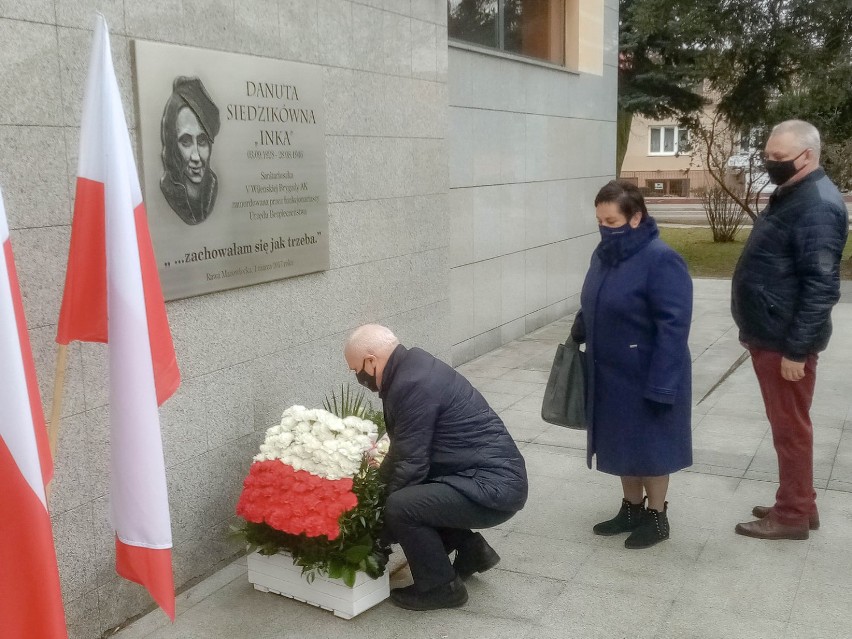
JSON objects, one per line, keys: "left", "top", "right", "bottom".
{"left": 47, "top": 343, "right": 68, "bottom": 459}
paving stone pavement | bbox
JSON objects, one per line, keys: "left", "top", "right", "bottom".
{"left": 115, "top": 279, "right": 852, "bottom": 639}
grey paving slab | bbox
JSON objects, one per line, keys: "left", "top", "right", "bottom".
{"left": 488, "top": 529, "right": 592, "bottom": 582}
{"left": 528, "top": 585, "right": 671, "bottom": 639}
{"left": 571, "top": 541, "right": 696, "bottom": 600}
{"left": 531, "top": 423, "right": 587, "bottom": 449}
{"left": 675, "top": 546, "right": 804, "bottom": 620}
{"left": 497, "top": 367, "right": 550, "bottom": 383}
{"left": 115, "top": 279, "right": 852, "bottom": 639}
{"left": 655, "top": 602, "right": 787, "bottom": 639}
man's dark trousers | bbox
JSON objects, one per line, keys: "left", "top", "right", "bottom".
{"left": 750, "top": 348, "right": 819, "bottom": 526}
{"left": 383, "top": 482, "right": 514, "bottom": 591}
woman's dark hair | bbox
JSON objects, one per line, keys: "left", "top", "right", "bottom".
{"left": 594, "top": 180, "right": 649, "bottom": 222}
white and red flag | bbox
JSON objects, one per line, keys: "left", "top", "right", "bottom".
{"left": 56, "top": 16, "right": 180, "bottom": 620}
{"left": 0, "top": 189, "right": 68, "bottom": 638}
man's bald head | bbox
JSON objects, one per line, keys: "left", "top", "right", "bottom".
{"left": 344, "top": 325, "right": 400, "bottom": 392}
{"left": 345, "top": 324, "right": 400, "bottom": 360}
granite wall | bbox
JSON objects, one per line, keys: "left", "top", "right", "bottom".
{"left": 447, "top": 0, "right": 619, "bottom": 364}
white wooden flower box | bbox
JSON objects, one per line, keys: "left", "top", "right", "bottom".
{"left": 247, "top": 551, "right": 390, "bottom": 619}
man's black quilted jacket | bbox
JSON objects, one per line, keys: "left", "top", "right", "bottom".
{"left": 732, "top": 168, "right": 848, "bottom": 360}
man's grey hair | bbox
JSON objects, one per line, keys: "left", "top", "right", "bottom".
{"left": 345, "top": 324, "right": 400, "bottom": 357}
{"left": 771, "top": 120, "right": 821, "bottom": 160}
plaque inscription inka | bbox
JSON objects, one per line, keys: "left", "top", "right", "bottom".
{"left": 133, "top": 41, "right": 329, "bottom": 300}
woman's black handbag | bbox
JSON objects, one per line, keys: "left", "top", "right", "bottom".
{"left": 541, "top": 338, "right": 587, "bottom": 429}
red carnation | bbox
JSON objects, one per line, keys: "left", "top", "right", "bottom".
{"left": 236, "top": 460, "right": 358, "bottom": 540}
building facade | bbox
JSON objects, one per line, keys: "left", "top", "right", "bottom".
{"left": 449, "top": 0, "right": 617, "bottom": 363}
{"left": 0, "top": 1, "right": 616, "bottom": 635}
{"left": 620, "top": 97, "right": 758, "bottom": 197}
{"left": 620, "top": 114, "right": 702, "bottom": 196}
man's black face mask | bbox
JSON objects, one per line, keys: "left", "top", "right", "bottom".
{"left": 356, "top": 359, "right": 378, "bottom": 392}
{"left": 765, "top": 149, "right": 807, "bottom": 185}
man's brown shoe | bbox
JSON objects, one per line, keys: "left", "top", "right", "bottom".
{"left": 752, "top": 505, "right": 819, "bottom": 530}
{"left": 735, "top": 516, "right": 809, "bottom": 540}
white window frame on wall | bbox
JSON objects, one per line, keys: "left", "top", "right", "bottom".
{"left": 648, "top": 125, "right": 689, "bottom": 156}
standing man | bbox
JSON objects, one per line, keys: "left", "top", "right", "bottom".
{"left": 344, "top": 324, "right": 528, "bottom": 610}
{"left": 732, "top": 120, "right": 848, "bottom": 540}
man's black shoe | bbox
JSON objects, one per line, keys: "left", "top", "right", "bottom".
{"left": 453, "top": 532, "right": 500, "bottom": 579}
{"left": 389, "top": 576, "right": 468, "bottom": 611}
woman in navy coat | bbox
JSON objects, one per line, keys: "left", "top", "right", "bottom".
{"left": 571, "top": 180, "right": 693, "bottom": 549}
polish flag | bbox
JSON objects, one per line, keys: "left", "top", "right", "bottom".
{"left": 56, "top": 16, "right": 180, "bottom": 620}
{"left": 0, "top": 189, "right": 68, "bottom": 638}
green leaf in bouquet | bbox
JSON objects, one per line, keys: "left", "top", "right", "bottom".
{"left": 344, "top": 545, "right": 371, "bottom": 563}
{"left": 342, "top": 567, "right": 357, "bottom": 588}
{"left": 364, "top": 554, "right": 380, "bottom": 576}
{"left": 327, "top": 558, "right": 345, "bottom": 579}
{"left": 323, "top": 384, "right": 368, "bottom": 419}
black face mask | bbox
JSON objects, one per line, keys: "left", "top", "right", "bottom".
{"left": 355, "top": 359, "right": 379, "bottom": 393}
{"left": 765, "top": 149, "right": 807, "bottom": 185}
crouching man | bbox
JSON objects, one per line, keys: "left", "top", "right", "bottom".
{"left": 344, "top": 324, "right": 528, "bottom": 610}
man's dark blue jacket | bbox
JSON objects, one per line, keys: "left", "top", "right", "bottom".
{"left": 378, "top": 345, "right": 528, "bottom": 513}
{"left": 732, "top": 168, "right": 848, "bottom": 360}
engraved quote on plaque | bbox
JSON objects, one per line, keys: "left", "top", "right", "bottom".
{"left": 133, "top": 41, "right": 329, "bottom": 300}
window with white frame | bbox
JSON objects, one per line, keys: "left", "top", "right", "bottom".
{"left": 649, "top": 126, "right": 689, "bottom": 156}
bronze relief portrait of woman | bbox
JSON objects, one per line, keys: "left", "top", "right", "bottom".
{"left": 160, "top": 76, "right": 220, "bottom": 225}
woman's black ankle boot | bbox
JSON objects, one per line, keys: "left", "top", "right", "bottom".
{"left": 593, "top": 497, "right": 646, "bottom": 536}
{"left": 624, "top": 502, "right": 669, "bottom": 549}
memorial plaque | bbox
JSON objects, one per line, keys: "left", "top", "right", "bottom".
{"left": 133, "top": 41, "right": 329, "bottom": 300}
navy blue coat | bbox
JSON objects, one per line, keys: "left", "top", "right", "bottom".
{"left": 378, "top": 346, "right": 528, "bottom": 512}
{"left": 731, "top": 168, "right": 848, "bottom": 360}
{"left": 572, "top": 219, "right": 693, "bottom": 476}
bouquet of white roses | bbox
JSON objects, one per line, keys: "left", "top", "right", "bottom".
{"left": 254, "top": 406, "right": 378, "bottom": 479}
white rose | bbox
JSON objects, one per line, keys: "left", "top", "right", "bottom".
{"left": 377, "top": 434, "right": 390, "bottom": 453}
{"left": 312, "top": 423, "right": 333, "bottom": 441}
{"left": 316, "top": 411, "right": 336, "bottom": 426}
{"left": 282, "top": 405, "right": 304, "bottom": 419}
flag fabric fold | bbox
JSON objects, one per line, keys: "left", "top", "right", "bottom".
{"left": 56, "top": 15, "right": 180, "bottom": 620}
{"left": 0, "top": 189, "right": 68, "bottom": 638}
